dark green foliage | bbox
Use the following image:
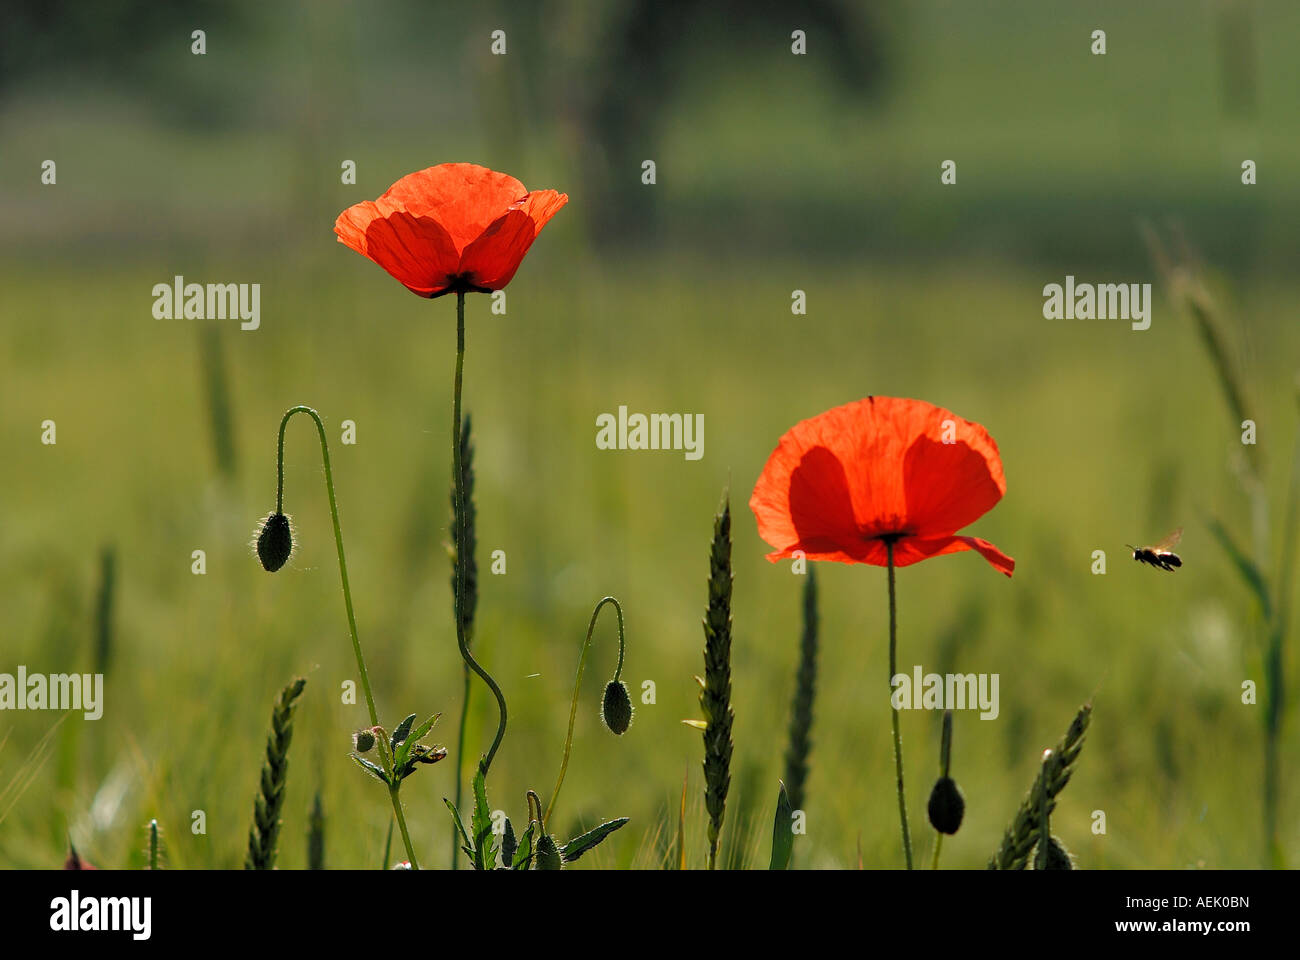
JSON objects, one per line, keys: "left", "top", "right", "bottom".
{"left": 769, "top": 781, "right": 794, "bottom": 870}
{"left": 560, "top": 818, "right": 629, "bottom": 863}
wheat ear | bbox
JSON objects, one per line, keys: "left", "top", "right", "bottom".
{"left": 988, "top": 702, "right": 1091, "bottom": 870}
{"left": 245, "top": 676, "right": 307, "bottom": 870}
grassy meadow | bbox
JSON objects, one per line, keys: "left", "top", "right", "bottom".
{"left": 1, "top": 0, "right": 1297, "bottom": 870}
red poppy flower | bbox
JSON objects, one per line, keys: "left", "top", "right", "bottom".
{"left": 334, "top": 163, "right": 567, "bottom": 298}
{"left": 749, "top": 396, "right": 1014, "bottom": 576}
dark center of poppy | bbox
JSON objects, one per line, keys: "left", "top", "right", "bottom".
{"left": 432, "top": 273, "right": 495, "bottom": 299}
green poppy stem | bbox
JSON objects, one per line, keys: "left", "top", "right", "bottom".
{"left": 451, "top": 292, "right": 508, "bottom": 777}
{"left": 275, "top": 405, "right": 419, "bottom": 868}
{"left": 886, "top": 539, "right": 913, "bottom": 869}
{"left": 451, "top": 664, "right": 471, "bottom": 869}
{"left": 544, "top": 596, "right": 626, "bottom": 827}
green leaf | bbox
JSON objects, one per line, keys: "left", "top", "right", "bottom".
{"left": 470, "top": 764, "right": 495, "bottom": 871}
{"left": 1208, "top": 518, "right": 1273, "bottom": 621}
{"left": 409, "top": 712, "right": 441, "bottom": 744}
{"left": 390, "top": 713, "right": 417, "bottom": 751}
{"left": 511, "top": 821, "right": 536, "bottom": 870}
{"left": 443, "top": 798, "right": 471, "bottom": 850}
{"left": 560, "top": 817, "right": 629, "bottom": 863}
{"left": 394, "top": 713, "right": 443, "bottom": 772}
{"left": 352, "top": 755, "right": 389, "bottom": 785}
{"left": 769, "top": 780, "right": 794, "bottom": 870}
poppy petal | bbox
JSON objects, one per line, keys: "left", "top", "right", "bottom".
{"left": 459, "top": 189, "right": 568, "bottom": 290}
{"left": 762, "top": 534, "right": 1013, "bottom": 576}
{"left": 334, "top": 203, "right": 461, "bottom": 297}
{"left": 379, "top": 163, "right": 531, "bottom": 251}
{"left": 893, "top": 534, "right": 1015, "bottom": 577}
{"left": 829, "top": 397, "right": 1003, "bottom": 537}
{"left": 751, "top": 444, "right": 868, "bottom": 561}
{"left": 901, "top": 432, "right": 1006, "bottom": 537}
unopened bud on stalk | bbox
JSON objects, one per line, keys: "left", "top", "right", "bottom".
{"left": 927, "top": 776, "right": 965, "bottom": 834}
{"left": 256, "top": 512, "right": 293, "bottom": 572}
{"left": 601, "top": 680, "right": 633, "bottom": 735}
{"left": 535, "top": 834, "right": 563, "bottom": 870}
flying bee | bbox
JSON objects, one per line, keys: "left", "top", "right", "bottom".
{"left": 1127, "top": 527, "right": 1183, "bottom": 571}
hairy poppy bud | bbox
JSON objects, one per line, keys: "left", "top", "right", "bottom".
{"left": 352, "top": 728, "right": 376, "bottom": 754}
{"left": 501, "top": 818, "right": 518, "bottom": 867}
{"left": 1036, "top": 836, "right": 1073, "bottom": 870}
{"left": 601, "top": 680, "right": 633, "bottom": 735}
{"left": 535, "top": 834, "right": 563, "bottom": 870}
{"left": 256, "top": 512, "right": 293, "bottom": 572}
{"left": 927, "top": 776, "right": 965, "bottom": 834}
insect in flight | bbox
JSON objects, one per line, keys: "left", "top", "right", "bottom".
{"left": 1127, "top": 527, "right": 1183, "bottom": 571}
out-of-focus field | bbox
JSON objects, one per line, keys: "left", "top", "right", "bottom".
{"left": 1, "top": 0, "right": 1297, "bottom": 868}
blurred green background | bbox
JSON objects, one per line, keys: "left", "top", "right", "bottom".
{"left": 1, "top": 0, "right": 1297, "bottom": 869}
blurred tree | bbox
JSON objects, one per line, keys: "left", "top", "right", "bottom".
{"left": 0, "top": 0, "right": 251, "bottom": 122}
{"left": 570, "top": 0, "right": 897, "bottom": 243}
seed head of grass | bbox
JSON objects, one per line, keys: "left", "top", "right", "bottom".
{"left": 245, "top": 676, "right": 307, "bottom": 870}
{"left": 988, "top": 702, "right": 1091, "bottom": 870}
{"left": 699, "top": 491, "right": 734, "bottom": 870}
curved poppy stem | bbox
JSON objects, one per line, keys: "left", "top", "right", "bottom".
{"left": 543, "top": 596, "right": 626, "bottom": 827}
{"left": 277, "top": 406, "right": 378, "bottom": 726}
{"left": 451, "top": 292, "right": 508, "bottom": 777}
{"left": 886, "top": 539, "right": 913, "bottom": 869}
{"left": 276, "top": 405, "right": 419, "bottom": 869}
{"left": 451, "top": 663, "right": 471, "bottom": 869}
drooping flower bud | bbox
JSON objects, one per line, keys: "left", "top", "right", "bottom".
{"left": 927, "top": 776, "right": 965, "bottom": 834}
{"left": 535, "top": 833, "right": 563, "bottom": 870}
{"left": 352, "top": 728, "right": 376, "bottom": 754}
{"left": 256, "top": 512, "right": 293, "bottom": 572}
{"left": 601, "top": 679, "right": 633, "bottom": 735}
